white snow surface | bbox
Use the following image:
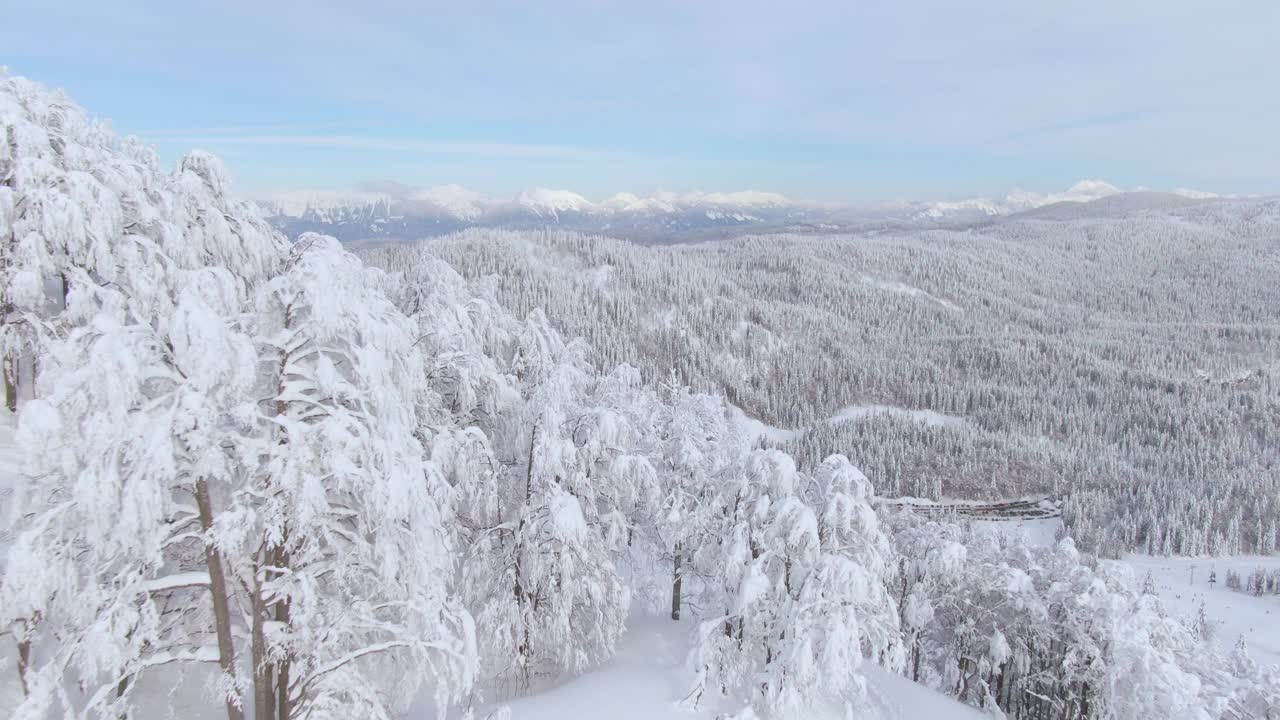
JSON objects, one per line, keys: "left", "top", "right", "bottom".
{"left": 730, "top": 405, "right": 802, "bottom": 444}
{"left": 412, "top": 184, "right": 488, "bottom": 221}
{"left": 974, "top": 515, "right": 1063, "bottom": 549}
{"left": 733, "top": 402, "right": 967, "bottom": 446}
{"left": 1124, "top": 554, "right": 1280, "bottom": 668}
{"left": 517, "top": 188, "right": 595, "bottom": 218}
{"left": 860, "top": 276, "right": 963, "bottom": 312}
{"left": 830, "top": 404, "right": 967, "bottom": 429}
{"left": 918, "top": 179, "right": 1122, "bottom": 219}
{"left": 437, "top": 615, "right": 984, "bottom": 720}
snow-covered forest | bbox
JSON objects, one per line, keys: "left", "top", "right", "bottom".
{"left": 2, "top": 72, "right": 1278, "bottom": 720}
{"left": 361, "top": 218, "right": 1280, "bottom": 560}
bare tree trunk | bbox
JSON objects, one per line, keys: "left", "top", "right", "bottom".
{"left": 16, "top": 632, "right": 30, "bottom": 696}
{"left": 252, "top": 548, "right": 275, "bottom": 720}
{"left": 195, "top": 479, "right": 244, "bottom": 720}
{"left": 4, "top": 354, "right": 16, "bottom": 413}
{"left": 116, "top": 673, "right": 131, "bottom": 718}
{"left": 670, "top": 546, "right": 682, "bottom": 621}
{"left": 512, "top": 426, "right": 538, "bottom": 689}
{"left": 274, "top": 544, "right": 292, "bottom": 720}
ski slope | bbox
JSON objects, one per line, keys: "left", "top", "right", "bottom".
{"left": 1125, "top": 554, "right": 1280, "bottom": 668}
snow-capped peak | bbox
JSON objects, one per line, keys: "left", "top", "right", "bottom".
{"left": 518, "top": 188, "right": 593, "bottom": 218}
{"left": 919, "top": 179, "right": 1124, "bottom": 219}
{"left": 601, "top": 191, "right": 678, "bottom": 213}
{"left": 411, "top": 184, "right": 487, "bottom": 221}
{"left": 1063, "top": 179, "right": 1121, "bottom": 198}
{"left": 1003, "top": 179, "right": 1121, "bottom": 211}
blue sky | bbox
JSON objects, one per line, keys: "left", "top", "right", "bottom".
{"left": 4, "top": 1, "right": 1278, "bottom": 201}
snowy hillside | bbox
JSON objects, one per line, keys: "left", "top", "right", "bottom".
{"left": 1126, "top": 555, "right": 1280, "bottom": 667}
{"left": 384, "top": 211, "right": 1280, "bottom": 560}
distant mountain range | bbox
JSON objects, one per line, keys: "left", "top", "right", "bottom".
{"left": 256, "top": 180, "right": 1239, "bottom": 243}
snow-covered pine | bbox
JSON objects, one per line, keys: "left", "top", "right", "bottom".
{"left": 686, "top": 450, "right": 898, "bottom": 716}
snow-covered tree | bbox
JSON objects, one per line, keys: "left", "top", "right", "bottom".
{"left": 229, "top": 234, "right": 474, "bottom": 719}
{"left": 459, "top": 310, "right": 628, "bottom": 690}
{"left": 2, "top": 262, "right": 264, "bottom": 719}
{"left": 812, "top": 455, "right": 902, "bottom": 667}
{"left": 1, "top": 72, "right": 282, "bottom": 719}
{"left": 1, "top": 73, "right": 477, "bottom": 719}
{"left": 652, "top": 377, "right": 743, "bottom": 620}
{"left": 687, "top": 450, "right": 898, "bottom": 716}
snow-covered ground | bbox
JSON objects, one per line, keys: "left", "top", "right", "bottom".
{"left": 859, "top": 276, "right": 963, "bottom": 313}
{"left": 829, "top": 404, "right": 966, "bottom": 429}
{"left": 973, "top": 515, "right": 1063, "bottom": 549}
{"left": 438, "top": 615, "right": 984, "bottom": 720}
{"left": 730, "top": 405, "right": 801, "bottom": 444}
{"left": 1124, "top": 554, "right": 1280, "bottom": 668}
{"left": 733, "top": 402, "right": 968, "bottom": 446}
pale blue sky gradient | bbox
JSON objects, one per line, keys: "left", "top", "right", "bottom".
{"left": 4, "top": 1, "right": 1278, "bottom": 201}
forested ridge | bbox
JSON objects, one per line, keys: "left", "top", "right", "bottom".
{"left": 2, "top": 71, "right": 1277, "bottom": 720}
{"left": 364, "top": 217, "right": 1280, "bottom": 558}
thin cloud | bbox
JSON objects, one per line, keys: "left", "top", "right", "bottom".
{"left": 142, "top": 132, "right": 628, "bottom": 160}
{"left": 135, "top": 122, "right": 349, "bottom": 136}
